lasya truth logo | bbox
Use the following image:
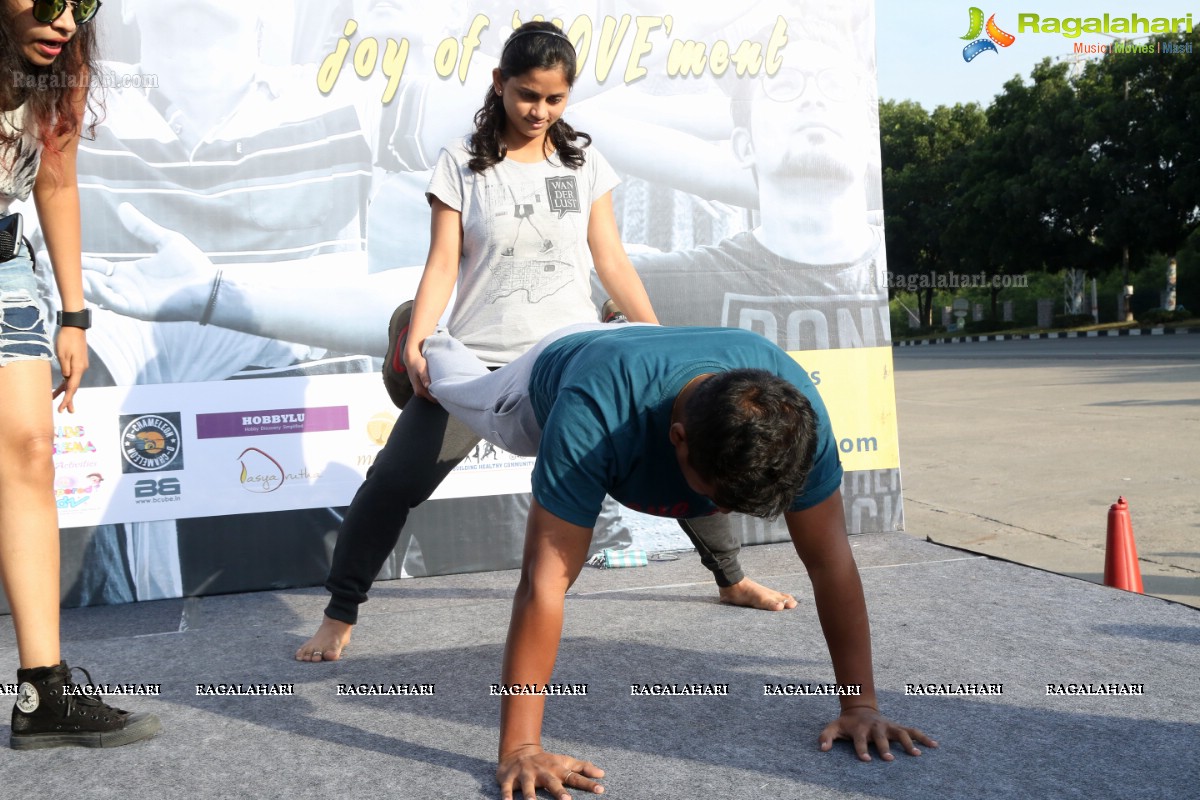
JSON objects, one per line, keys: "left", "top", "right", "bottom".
{"left": 961, "top": 8, "right": 1016, "bottom": 62}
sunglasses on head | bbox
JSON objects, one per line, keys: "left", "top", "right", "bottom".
{"left": 32, "top": 0, "right": 102, "bottom": 25}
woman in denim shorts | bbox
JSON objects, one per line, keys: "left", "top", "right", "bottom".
{"left": 2, "top": 0, "right": 158, "bottom": 749}
{"left": 0, "top": 246, "right": 54, "bottom": 364}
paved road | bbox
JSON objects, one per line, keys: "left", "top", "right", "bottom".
{"left": 894, "top": 334, "right": 1199, "bottom": 607}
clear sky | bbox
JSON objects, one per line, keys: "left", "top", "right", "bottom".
{"left": 875, "top": 0, "right": 1198, "bottom": 110}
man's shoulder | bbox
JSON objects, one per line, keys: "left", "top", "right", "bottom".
{"left": 550, "top": 324, "right": 756, "bottom": 358}
{"left": 558, "top": 324, "right": 772, "bottom": 356}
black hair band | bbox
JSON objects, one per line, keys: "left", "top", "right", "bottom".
{"left": 501, "top": 28, "right": 574, "bottom": 54}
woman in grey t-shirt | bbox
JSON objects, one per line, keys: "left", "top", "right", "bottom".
{"left": 298, "top": 20, "right": 661, "bottom": 667}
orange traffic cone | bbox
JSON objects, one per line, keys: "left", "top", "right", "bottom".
{"left": 1104, "top": 497, "right": 1144, "bottom": 593}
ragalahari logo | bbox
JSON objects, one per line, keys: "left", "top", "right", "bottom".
{"left": 962, "top": 8, "right": 1016, "bottom": 62}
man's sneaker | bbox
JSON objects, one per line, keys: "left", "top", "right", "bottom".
{"left": 601, "top": 299, "right": 627, "bottom": 324}
{"left": 383, "top": 300, "right": 415, "bottom": 409}
{"left": 10, "top": 661, "right": 161, "bottom": 750}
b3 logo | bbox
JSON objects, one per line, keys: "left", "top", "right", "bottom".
{"left": 134, "top": 478, "right": 181, "bottom": 499}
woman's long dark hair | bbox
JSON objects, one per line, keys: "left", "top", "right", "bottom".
{"left": 467, "top": 20, "right": 591, "bottom": 173}
{"left": 1, "top": 6, "right": 101, "bottom": 171}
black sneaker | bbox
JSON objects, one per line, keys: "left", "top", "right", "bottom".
{"left": 10, "top": 661, "right": 161, "bottom": 750}
{"left": 600, "top": 299, "right": 627, "bottom": 323}
{"left": 383, "top": 300, "right": 415, "bottom": 409}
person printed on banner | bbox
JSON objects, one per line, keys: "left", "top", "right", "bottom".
{"left": 72, "top": 0, "right": 413, "bottom": 385}
{"left": 611, "top": 8, "right": 887, "bottom": 349}
{"left": 581, "top": 5, "right": 900, "bottom": 536}
{"left": 72, "top": 0, "right": 604, "bottom": 382}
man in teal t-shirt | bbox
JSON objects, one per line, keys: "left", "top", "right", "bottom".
{"left": 423, "top": 323, "right": 936, "bottom": 799}
{"left": 525, "top": 325, "right": 843, "bottom": 526}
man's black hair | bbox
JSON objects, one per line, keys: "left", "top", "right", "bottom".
{"left": 681, "top": 369, "right": 818, "bottom": 518}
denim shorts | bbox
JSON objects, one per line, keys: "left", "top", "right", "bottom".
{"left": 0, "top": 243, "right": 54, "bottom": 366}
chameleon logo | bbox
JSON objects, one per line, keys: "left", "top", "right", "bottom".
{"left": 961, "top": 8, "right": 1016, "bottom": 62}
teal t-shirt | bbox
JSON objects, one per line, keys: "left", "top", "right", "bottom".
{"left": 528, "top": 326, "right": 843, "bottom": 528}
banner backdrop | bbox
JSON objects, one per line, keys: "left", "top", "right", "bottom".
{"left": 12, "top": 0, "right": 900, "bottom": 608}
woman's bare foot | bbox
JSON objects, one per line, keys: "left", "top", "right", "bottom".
{"left": 295, "top": 616, "right": 353, "bottom": 662}
{"left": 718, "top": 578, "right": 798, "bottom": 611}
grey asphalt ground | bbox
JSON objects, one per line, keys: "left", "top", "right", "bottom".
{"left": 3, "top": 535, "right": 1198, "bottom": 799}
{"left": 894, "top": 334, "right": 1200, "bottom": 607}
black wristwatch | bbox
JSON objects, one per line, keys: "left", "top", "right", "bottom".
{"left": 56, "top": 309, "right": 92, "bottom": 329}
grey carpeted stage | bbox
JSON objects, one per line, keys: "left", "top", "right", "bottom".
{"left": 3, "top": 534, "right": 1197, "bottom": 799}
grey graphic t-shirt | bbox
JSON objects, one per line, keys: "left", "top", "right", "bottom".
{"left": 426, "top": 137, "right": 619, "bottom": 365}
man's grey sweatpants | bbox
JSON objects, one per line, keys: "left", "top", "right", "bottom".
{"left": 424, "top": 322, "right": 619, "bottom": 457}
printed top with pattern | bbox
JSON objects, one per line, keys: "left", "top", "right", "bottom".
{"left": 1, "top": 104, "right": 42, "bottom": 214}
{"left": 426, "top": 137, "right": 619, "bottom": 366}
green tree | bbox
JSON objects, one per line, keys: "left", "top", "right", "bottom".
{"left": 943, "top": 59, "right": 1103, "bottom": 319}
{"left": 1075, "top": 29, "right": 1200, "bottom": 294}
{"left": 881, "top": 29, "right": 1199, "bottom": 327}
{"left": 880, "top": 99, "right": 986, "bottom": 326}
